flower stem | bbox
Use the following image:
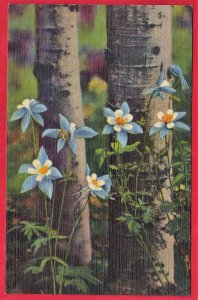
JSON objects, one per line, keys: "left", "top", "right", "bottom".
{"left": 137, "top": 234, "right": 167, "bottom": 290}
{"left": 44, "top": 197, "right": 56, "bottom": 294}
{"left": 58, "top": 198, "right": 89, "bottom": 294}
{"left": 54, "top": 148, "right": 71, "bottom": 257}
{"left": 54, "top": 178, "right": 67, "bottom": 258}
{"left": 50, "top": 182, "right": 56, "bottom": 228}
{"left": 173, "top": 131, "right": 189, "bottom": 205}
{"left": 31, "top": 119, "right": 37, "bottom": 157}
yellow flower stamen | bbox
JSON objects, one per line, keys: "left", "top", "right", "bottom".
{"left": 92, "top": 179, "right": 100, "bottom": 188}
{"left": 58, "top": 130, "right": 70, "bottom": 140}
{"left": 161, "top": 114, "right": 173, "bottom": 124}
{"left": 38, "top": 166, "right": 49, "bottom": 175}
{"left": 115, "top": 116, "right": 126, "bottom": 126}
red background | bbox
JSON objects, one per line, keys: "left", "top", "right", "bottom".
{"left": 0, "top": 0, "right": 197, "bottom": 299}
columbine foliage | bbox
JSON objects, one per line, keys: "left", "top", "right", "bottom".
{"left": 8, "top": 63, "right": 190, "bottom": 294}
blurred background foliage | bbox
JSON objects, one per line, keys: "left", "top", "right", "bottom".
{"left": 7, "top": 5, "right": 192, "bottom": 293}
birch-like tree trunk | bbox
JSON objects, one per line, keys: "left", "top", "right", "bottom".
{"left": 107, "top": 5, "right": 174, "bottom": 292}
{"left": 34, "top": 4, "right": 91, "bottom": 265}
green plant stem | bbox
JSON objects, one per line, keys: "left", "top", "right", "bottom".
{"left": 50, "top": 182, "right": 56, "bottom": 229}
{"left": 31, "top": 119, "right": 37, "bottom": 157}
{"left": 173, "top": 132, "right": 189, "bottom": 205}
{"left": 58, "top": 198, "right": 89, "bottom": 294}
{"left": 165, "top": 136, "right": 183, "bottom": 211}
{"left": 137, "top": 234, "right": 166, "bottom": 289}
{"left": 141, "top": 227, "right": 170, "bottom": 285}
{"left": 44, "top": 198, "right": 56, "bottom": 294}
{"left": 54, "top": 178, "right": 67, "bottom": 257}
{"left": 54, "top": 148, "right": 71, "bottom": 257}
{"left": 134, "top": 95, "right": 153, "bottom": 211}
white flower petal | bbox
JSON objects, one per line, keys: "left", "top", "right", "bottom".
{"left": 17, "top": 104, "right": 24, "bottom": 109}
{"left": 32, "top": 159, "right": 41, "bottom": 169}
{"left": 46, "top": 169, "right": 51, "bottom": 176}
{"left": 36, "top": 174, "right": 43, "bottom": 182}
{"left": 44, "top": 159, "right": 53, "bottom": 168}
{"left": 122, "top": 123, "right": 133, "bottom": 130}
{"left": 22, "top": 99, "right": 31, "bottom": 108}
{"left": 107, "top": 116, "right": 116, "bottom": 125}
{"left": 167, "top": 122, "right": 175, "bottom": 129}
{"left": 91, "top": 173, "right": 97, "bottom": 180}
{"left": 114, "top": 124, "right": 121, "bottom": 132}
{"left": 167, "top": 109, "right": 174, "bottom": 115}
{"left": 97, "top": 180, "right": 105, "bottom": 187}
{"left": 86, "top": 175, "right": 92, "bottom": 184}
{"left": 88, "top": 183, "right": 102, "bottom": 191}
{"left": 157, "top": 112, "right": 164, "bottom": 120}
{"left": 159, "top": 80, "right": 170, "bottom": 87}
{"left": 88, "top": 183, "right": 97, "bottom": 191}
{"left": 94, "top": 186, "right": 103, "bottom": 191}
{"left": 124, "top": 114, "right": 133, "bottom": 122}
{"left": 27, "top": 167, "right": 38, "bottom": 175}
{"left": 70, "top": 122, "right": 77, "bottom": 135}
{"left": 172, "top": 112, "right": 178, "bottom": 120}
{"left": 114, "top": 109, "right": 123, "bottom": 117}
{"left": 154, "top": 122, "right": 165, "bottom": 128}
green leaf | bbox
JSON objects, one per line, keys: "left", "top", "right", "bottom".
{"left": 143, "top": 207, "right": 154, "bottom": 224}
{"left": 172, "top": 95, "right": 181, "bottom": 102}
{"left": 127, "top": 220, "right": 141, "bottom": 234}
{"left": 63, "top": 278, "right": 88, "bottom": 293}
{"left": 166, "top": 218, "right": 180, "bottom": 235}
{"left": 111, "top": 141, "right": 123, "bottom": 154}
{"left": 121, "top": 191, "right": 133, "bottom": 203}
{"left": 161, "top": 202, "right": 176, "bottom": 213}
{"left": 95, "top": 148, "right": 105, "bottom": 155}
{"left": 31, "top": 237, "right": 48, "bottom": 255}
{"left": 95, "top": 148, "right": 107, "bottom": 168}
{"left": 172, "top": 162, "right": 183, "bottom": 168}
{"left": 99, "top": 155, "right": 106, "bottom": 168}
{"left": 124, "top": 142, "right": 141, "bottom": 153}
{"left": 109, "top": 164, "right": 118, "bottom": 170}
{"left": 172, "top": 173, "right": 185, "bottom": 186}
{"left": 51, "top": 256, "right": 68, "bottom": 267}
{"left": 107, "top": 151, "right": 115, "bottom": 156}
{"left": 24, "top": 256, "right": 68, "bottom": 275}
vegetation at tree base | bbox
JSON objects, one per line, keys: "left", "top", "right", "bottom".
{"left": 7, "top": 5, "right": 191, "bottom": 295}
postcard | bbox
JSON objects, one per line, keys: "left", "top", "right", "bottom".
{"left": 1, "top": 1, "right": 198, "bottom": 300}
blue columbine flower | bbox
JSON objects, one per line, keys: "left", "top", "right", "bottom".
{"left": 86, "top": 164, "right": 111, "bottom": 200}
{"left": 102, "top": 102, "right": 143, "bottom": 148}
{"left": 42, "top": 114, "right": 98, "bottom": 154}
{"left": 142, "top": 72, "right": 176, "bottom": 100}
{"left": 168, "top": 64, "right": 189, "bottom": 90}
{"left": 10, "top": 99, "right": 47, "bottom": 133}
{"left": 19, "top": 147, "right": 63, "bottom": 199}
{"left": 149, "top": 109, "right": 190, "bottom": 139}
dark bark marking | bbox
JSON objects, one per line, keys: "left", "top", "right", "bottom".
{"left": 34, "top": 62, "right": 55, "bottom": 80}
{"left": 152, "top": 46, "right": 160, "bottom": 55}
{"left": 68, "top": 5, "right": 79, "bottom": 12}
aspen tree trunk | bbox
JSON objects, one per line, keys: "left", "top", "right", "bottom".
{"left": 107, "top": 5, "right": 174, "bottom": 293}
{"left": 34, "top": 4, "right": 92, "bottom": 265}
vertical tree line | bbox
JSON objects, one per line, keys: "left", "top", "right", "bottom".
{"left": 35, "top": 4, "right": 92, "bottom": 266}
{"left": 106, "top": 5, "right": 174, "bottom": 293}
